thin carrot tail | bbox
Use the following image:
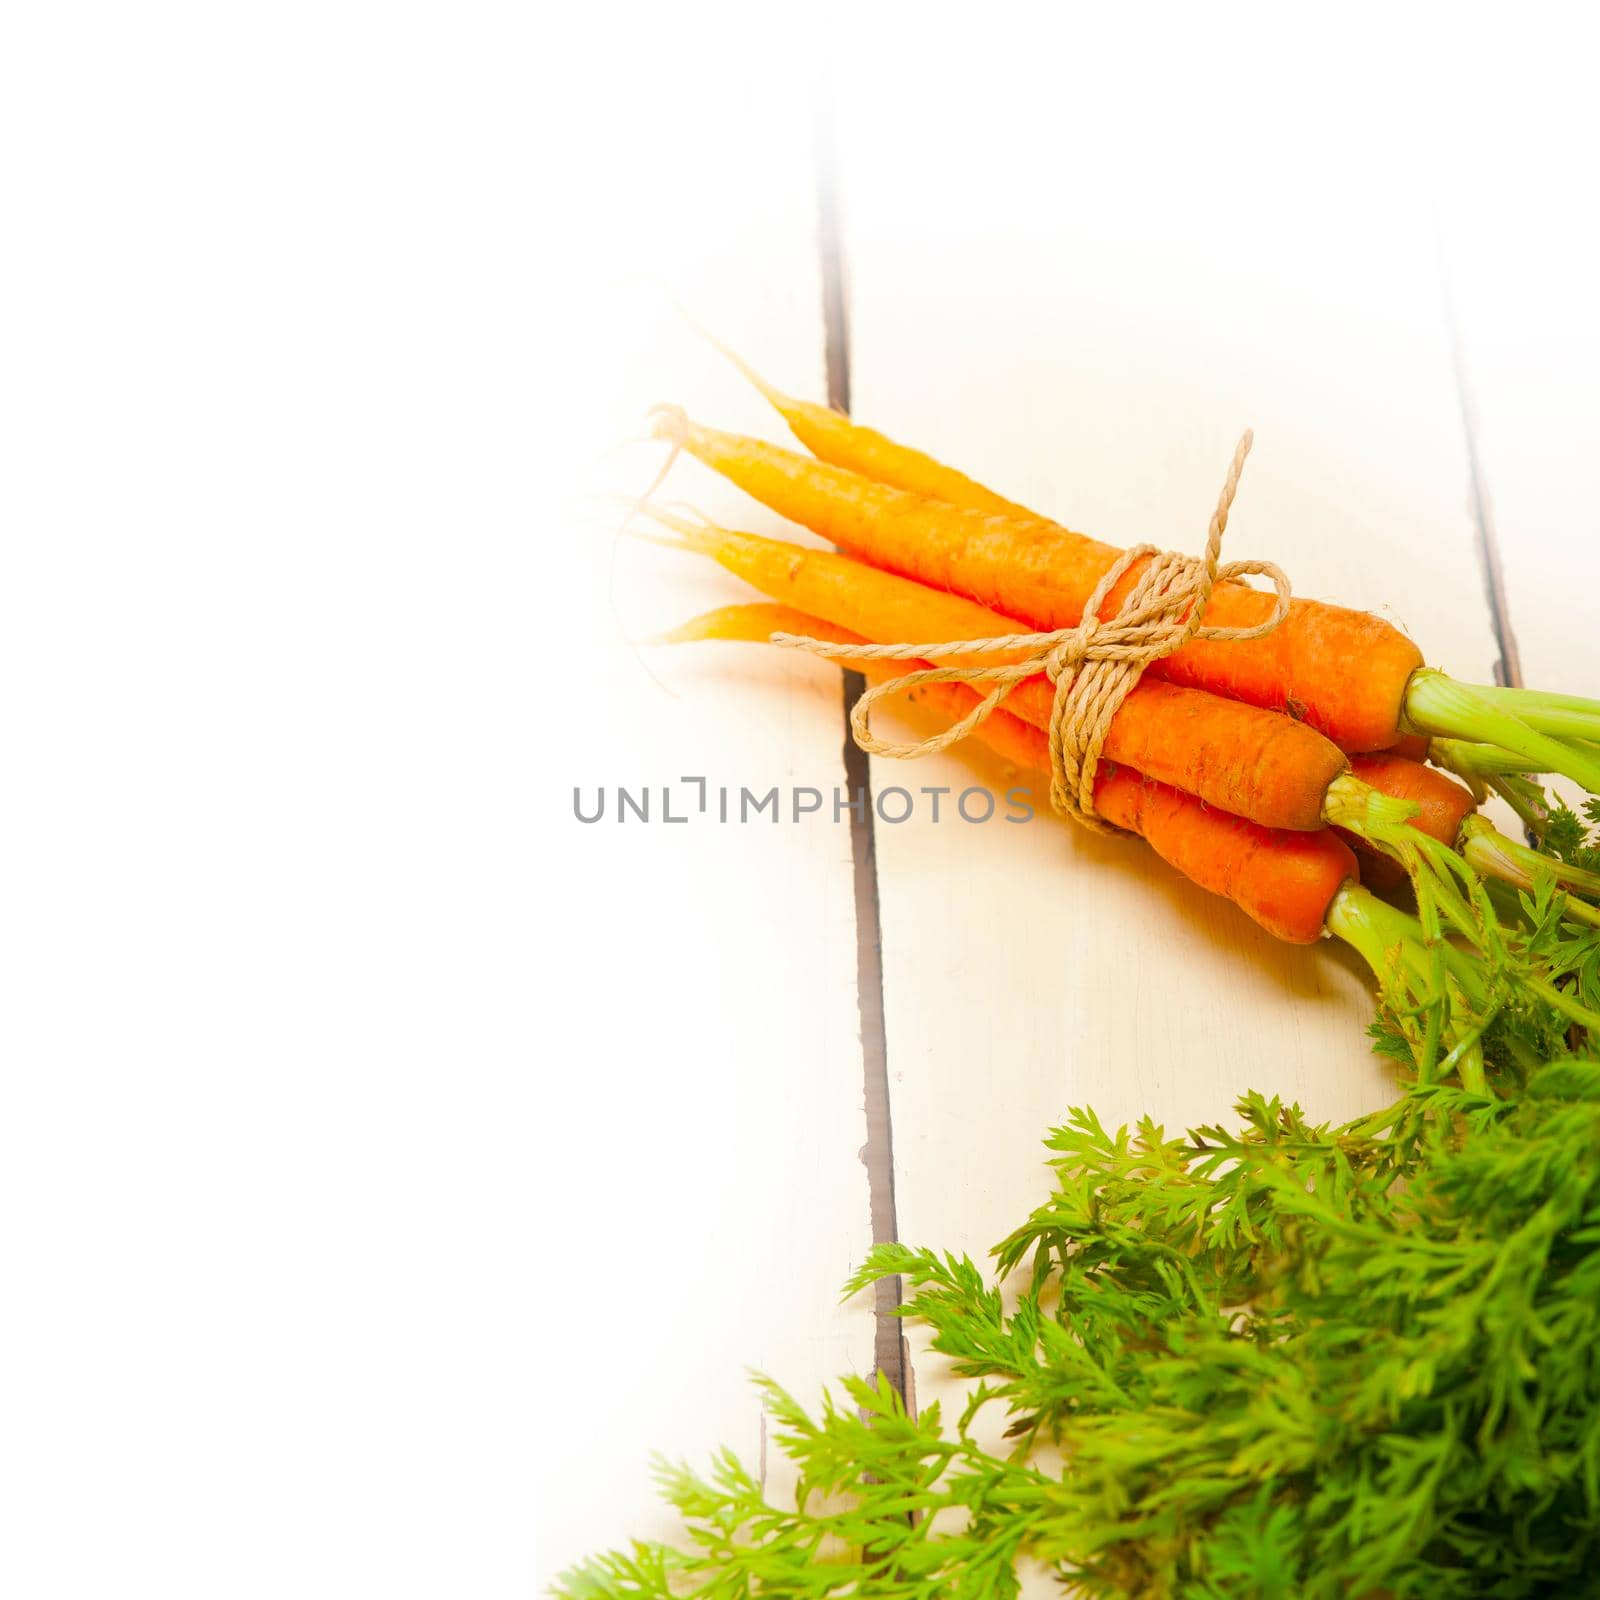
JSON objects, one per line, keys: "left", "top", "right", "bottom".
{"left": 650, "top": 609, "right": 747, "bottom": 647}
{"left": 618, "top": 500, "right": 724, "bottom": 558}
{"left": 685, "top": 330, "right": 1037, "bottom": 518}
{"left": 682, "top": 318, "right": 792, "bottom": 411}
{"left": 660, "top": 289, "right": 791, "bottom": 406}
{"left": 652, "top": 603, "right": 858, "bottom": 650}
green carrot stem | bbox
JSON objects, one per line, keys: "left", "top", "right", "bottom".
{"left": 1403, "top": 671, "right": 1600, "bottom": 794}
{"left": 1523, "top": 972, "right": 1600, "bottom": 1032}
{"left": 1459, "top": 684, "right": 1600, "bottom": 741}
{"left": 1324, "top": 882, "right": 1411, "bottom": 975}
{"left": 1480, "top": 875, "right": 1535, "bottom": 929}
{"left": 1324, "top": 778, "right": 1568, "bottom": 940}
{"left": 1326, "top": 883, "right": 1473, "bottom": 999}
{"left": 1438, "top": 1020, "right": 1489, "bottom": 1096}
{"left": 1556, "top": 896, "right": 1600, "bottom": 929}
{"left": 1488, "top": 774, "right": 1555, "bottom": 837}
{"left": 1327, "top": 885, "right": 1496, "bottom": 1081}
{"left": 1321, "top": 773, "right": 1419, "bottom": 835}
{"left": 1365, "top": 822, "right": 1492, "bottom": 947}
{"left": 1427, "top": 738, "right": 1544, "bottom": 781}
{"left": 1459, "top": 815, "right": 1600, "bottom": 903}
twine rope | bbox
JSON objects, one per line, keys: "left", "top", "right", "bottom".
{"left": 772, "top": 432, "right": 1290, "bottom": 830}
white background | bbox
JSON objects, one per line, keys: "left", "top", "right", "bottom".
{"left": 3, "top": 5, "right": 1598, "bottom": 1597}
{"left": 4, "top": 6, "right": 854, "bottom": 1594}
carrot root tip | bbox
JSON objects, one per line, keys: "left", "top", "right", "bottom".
{"left": 623, "top": 501, "right": 721, "bottom": 557}
{"left": 646, "top": 620, "right": 704, "bottom": 647}
{"left": 648, "top": 402, "right": 689, "bottom": 445}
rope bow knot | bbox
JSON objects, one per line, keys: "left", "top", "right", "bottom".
{"left": 772, "top": 431, "right": 1291, "bottom": 831}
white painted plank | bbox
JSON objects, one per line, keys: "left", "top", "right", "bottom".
{"left": 834, "top": 15, "right": 1503, "bottom": 1539}
{"left": 532, "top": 33, "right": 874, "bottom": 1593}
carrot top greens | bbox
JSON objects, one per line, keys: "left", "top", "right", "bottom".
{"left": 554, "top": 799, "right": 1600, "bottom": 1599}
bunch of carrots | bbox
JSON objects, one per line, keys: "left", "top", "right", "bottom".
{"left": 636, "top": 343, "right": 1600, "bottom": 1083}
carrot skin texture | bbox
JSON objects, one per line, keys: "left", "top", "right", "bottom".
{"left": 1093, "top": 766, "right": 1357, "bottom": 945}
{"left": 1349, "top": 752, "right": 1476, "bottom": 846}
{"left": 682, "top": 524, "right": 1349, "bottom": 831}
{"left": 674, "top": 602, "right": 1355, "bottom": 944}
{"left": 665, "top": 417, "right": 1423, "bottom": 753}
{"left": 761, "top": 393, "right": 1438, "bottom": 769}
{"left": 908, "top": 675, "right": 1355, "bottom": 944}
{"left": 1095, "top": 677, "right": 1346, "bottom": 833}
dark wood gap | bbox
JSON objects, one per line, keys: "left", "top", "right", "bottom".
{"left": 811, "top": 79, "right": 909, "bottom": 1409}
{"left": 1439, "top": 238, "right": 1525, "bottom": 688}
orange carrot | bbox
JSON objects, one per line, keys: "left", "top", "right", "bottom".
{"left": 668, "top": 602, "right": 1355, "bottom": 944}
{"left": 662, "top": 602, "right": 1036, "bottom": 774}
{"left": 653, "top": 410, "right": 1423, "bottom": 753}
{"left": 1094, "top": 767, "right": 1358, "bottom": 945}
{"left": 662, "top": 604, "right": 1050, "bottom": 774}
{"left": 705, "top": 342, "right": 1033, "bottom": 517}
{"left": 1349, "top": 753, "right": 1476, "bottom": 847}
{"left": 649, "top": 514, "right": 1350, "bottom": 831}
{"left": 658, "top": 602, "right": 856, "bottom": 649}
{"left": 705, "top": 353, "right": 1600, "bottom": 798}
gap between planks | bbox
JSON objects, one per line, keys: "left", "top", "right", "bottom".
{"left": 812, "top": 81, "right": 910, "bottom": 1410}
{"left": 1438, "top": 232, "right": 1525, "bottom": 689}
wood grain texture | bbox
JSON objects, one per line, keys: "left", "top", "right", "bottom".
{"left": 533, "top": 45, "right": 874, "bottom": 1586}
{"left": 831, "top": 29, "right": 1504, "bottom": 1579}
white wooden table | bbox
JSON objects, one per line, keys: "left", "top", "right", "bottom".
{"left": 5, "top": 12, "right": 1596, "bottom": 1600}
{"left": 535, "top": 20, "right": 1600, "bottom": 1589}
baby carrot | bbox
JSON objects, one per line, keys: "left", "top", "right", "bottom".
{"left": 653, "top": 409, "right": 1421, "bottom": 753}
{"left": 716, "top": 381, "right": 1461, "bottom": 783}
{"left": 652, "top": 407, "right": 1600, "bottom": 793}
{"left": 645, "top": 512, "right": 1355, "bottom": 833}
{"left": 654, "top": 532, "right": 1594, "bottom": 919}
{"left": 657, "top": 601, "right": 852, "bottom": 649}
{"left": 702, "top": 337, "right": 1033, "bottom": 517}
{"left": 1349, "top": 753, "right": 1476, "bottom": 849}
{"left": 667, "top": 601, "right": 1355, "bottom": 944}
{"left": 675, "top": 605, "right": 1600, "bottom": 946}
{"left": 1095, "top": 767, "right": 1358, "bottom": 946}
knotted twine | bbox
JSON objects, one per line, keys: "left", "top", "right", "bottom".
{"left": 770, "top": 432, "right": 1292, "bottom": 832}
